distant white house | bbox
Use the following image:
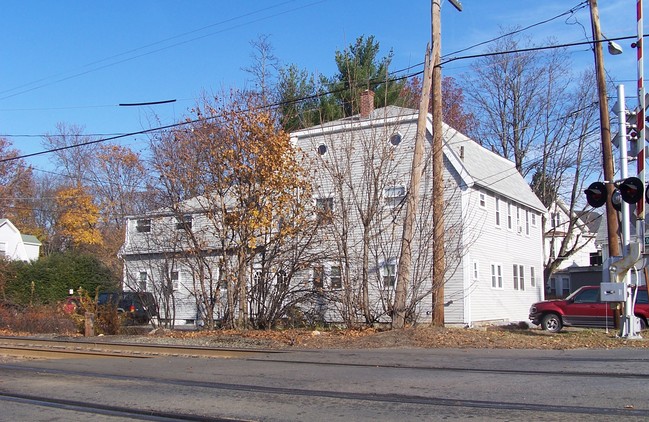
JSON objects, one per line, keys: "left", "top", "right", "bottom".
{"left": 544, "top": 201, "right": 600, "bottom": 298}
{"left": 545, "top": 200, "right": 599, "bottom": 269}
{"left": 0, "top": 219, "right": 41, "bottom": 262}
{"left": 121, "top": 100, "right": 547, "bottom": 327}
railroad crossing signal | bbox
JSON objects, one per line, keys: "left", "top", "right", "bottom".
{"left": 584, "top": 177, "right": 645, "bottom": 209}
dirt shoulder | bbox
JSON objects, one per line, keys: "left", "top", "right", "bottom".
{"left": 4, "top": 325, "right": 649, "bottom": 350}
{"left": 61, "top": 325, "right": 649, "bottom": 350}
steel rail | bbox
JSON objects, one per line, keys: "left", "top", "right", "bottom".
{"left": 0, "top": 336, "right": 284, "bottom": 360}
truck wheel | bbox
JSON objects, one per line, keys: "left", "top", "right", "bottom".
{"left": 541, "top": 313, "right": 562, "bottom": 332}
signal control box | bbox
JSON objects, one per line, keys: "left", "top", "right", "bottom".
{"left": 600, "top": 282, "right": 626, "bottom": 302}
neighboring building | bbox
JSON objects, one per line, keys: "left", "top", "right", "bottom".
{"left": 121, "top": 100, "right": 547, "bottom": 327}
{"left": 0, "top": 219, "right": 41, "bottom": 262}
{"left": 544, "top": 201, "right": 601, "bottom": 298}
{"left": 545, "top": 200, "right": 599, "bottom": 269}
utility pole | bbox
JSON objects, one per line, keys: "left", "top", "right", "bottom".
{"left": 431, "top": 0, "right": 445, "bottom": 326}
{"left": 589, "top": 0, "right": 621, "bottom": 259}
{"left": 393, "top": 48, "right": 432, "bottom": 329}
{"left": 431, "top": 0, "right": 461, "bottom": 326}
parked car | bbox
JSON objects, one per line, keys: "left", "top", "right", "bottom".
{"left": 529, "top": 285, "right": 649, "bottom": 332}
{"left": 97, "top": 291, "right": 158, "bottom": 324}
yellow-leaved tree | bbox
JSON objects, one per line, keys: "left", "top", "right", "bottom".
{"left": 55, "top": 185, "right": 103, "bottom": 248}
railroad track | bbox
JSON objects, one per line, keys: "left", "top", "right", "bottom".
{"left": 0, "top": 336, "right": 283, "bottom": 360}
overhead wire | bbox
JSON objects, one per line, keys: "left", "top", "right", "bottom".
{"left": 0, "top": 1, "right": 326, "bottom": 101}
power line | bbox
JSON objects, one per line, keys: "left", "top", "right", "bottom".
{"left": 2, "top": 33, "right": 635, "bottom": 165}
{"left": 443, "top": 1, "right": 589, "bottom": 58}
{"left": 0, "top": 1, "right": 326, "bottom": 101}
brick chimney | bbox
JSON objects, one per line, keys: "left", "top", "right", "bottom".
{"left": 360, "top": 89, "right": 375, "bottom": 118}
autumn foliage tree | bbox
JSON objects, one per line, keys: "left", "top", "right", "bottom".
{"left": 54, "top": 184, "right": 103, "bottom": 249}
{"left": 401, "top": 75, "right": 478, "bottom": 138}
{"left": 0, "top": 137, "right": 37, "bottom": 235}
{"left": 150, "top": 91, "right": 317, "bottom": 329}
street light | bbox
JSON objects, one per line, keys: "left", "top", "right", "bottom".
{"left": 608, "top": 40, "right": 624, "bottom": 55}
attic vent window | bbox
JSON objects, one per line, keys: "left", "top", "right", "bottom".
{"left": 317, "top": 144, "right": 328, "bottom": 155}
{"left": 389, "top": 132, "right": 402, "bottom": 146}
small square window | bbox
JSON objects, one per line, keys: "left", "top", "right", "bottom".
{"left": 384, "top": 186, "right": 406, "bottom": 208}
{"left": 176, "top": 215, "right": 192, "bottom": 230}
{"left": 389, "top": 132, "right": 402, "bottom": 146}
{"left": 136, "top": 219, "right": 151, "bottom": 233}
{"left": 479, "top": 193, "right": 486, "bottom": 208}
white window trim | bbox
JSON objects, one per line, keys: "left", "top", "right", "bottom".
{"left": 472, "top": 260, "right": 480, "bottom": 281}
{"left": 170, "top": 270, "right": 180, "bottom": 291}
{"left": 138, "top": 271, "right": 148, "bottom": 291}
{"left": 495, "top": 198, "right": 501, "bottom": 227}
{"left": 530, "top": 266, "right": 536, "bottom": 287}
{"left": 380, "top": 259, "right": 397, "bottom": 289}
{"left": 478, "top": 192, "right": 486, "bottom": 209}
{"left": 384, "top": 185, "right": 406, "bottom": 208}
{"left": 507, "top": 202, "right": 513, "bottom": 230}
{"left": 329, "top": 265, "right": 342, "bottom": 290}
{"left": 490, "top": 263, "right": 503, "bottom": 289}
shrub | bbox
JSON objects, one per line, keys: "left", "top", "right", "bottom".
{"left": 6, "top": 252, "right": 119, "bottom": 306}
{"left": 0, "top": 303, "right": 77, "bottom": 334}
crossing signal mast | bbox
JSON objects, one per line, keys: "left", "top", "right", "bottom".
{"left": 586, "top": 84, "right": 647, "bottom": 339}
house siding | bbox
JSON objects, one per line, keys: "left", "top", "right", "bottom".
{"left": 121, "top": 106, "right": 546, "bottom": 327}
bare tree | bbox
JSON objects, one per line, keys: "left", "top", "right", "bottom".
{"left": 464, "top": 32, "right": 601, "bottom": 284}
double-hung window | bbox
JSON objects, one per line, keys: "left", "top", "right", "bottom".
{"left": 330, "top": 266, "right": 342, "bottom": 289}
{"left": 495, "top": 198, "right": 501, "bottom": 227}
{"left": 491, "top": 264, "right": 503, "bottom": 289}
{"left": 316, "top": 197, "right": 334, "bottom": 224}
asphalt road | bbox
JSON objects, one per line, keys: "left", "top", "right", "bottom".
{"left": 1, "top": 347, "right": 648, "bottom": 421}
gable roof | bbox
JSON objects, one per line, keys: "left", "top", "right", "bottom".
{"left": 441, "top": 124, "right": 546, "bottom": 213}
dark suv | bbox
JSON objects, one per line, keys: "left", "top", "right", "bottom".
{"left": 529, "top": 285, "right": 649, "bottom": 332}
{"left": 97, "top": 291, "right": 158, "bottom": 324}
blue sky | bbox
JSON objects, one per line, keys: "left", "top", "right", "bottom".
{"left": 0, "top": 0, "right": 644, "bottom": 171}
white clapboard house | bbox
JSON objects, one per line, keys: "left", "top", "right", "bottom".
{"left": 120, "top": 95, "right": 546, "bottom": 327}
{"left": 290, "top": 95, "right": 546, "bottom": 326}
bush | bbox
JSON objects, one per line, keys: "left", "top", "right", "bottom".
{"left": 6, "top": 252, "right": 119, "bottom": 306}
{"left": 0, "top": 303, "right": 77, "bottom": 334}
{"left": 67, "top": 288, "right": 122, "bottom": 335}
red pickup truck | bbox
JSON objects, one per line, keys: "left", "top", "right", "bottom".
{"left": 529, "top": 285, "right": 649, "bottom": 332}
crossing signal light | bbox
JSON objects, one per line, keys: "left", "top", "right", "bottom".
{"left": 618, "top": 177, "right": 644, "bottom": 204}
{"left": 584, "top": 182, "right": 607, "bottom": 208}
{"left": 611, "top": 189, "right": 622, "bottom": 212}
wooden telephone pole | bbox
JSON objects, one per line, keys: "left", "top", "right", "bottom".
{"left": 431, "top": 0, "right": 445, "bottom": 326}
{"left": 393, "top": 1, "right": 461, "bottom": 329}
{"left": 589, "top": 0, "right": 621, "bottom": 259}
{"left": 431, "top": 0, "right": 461, "bottom": 326}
